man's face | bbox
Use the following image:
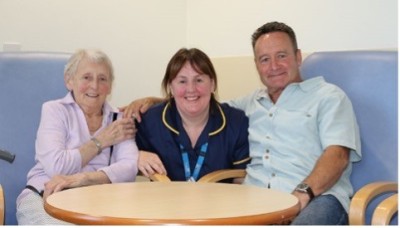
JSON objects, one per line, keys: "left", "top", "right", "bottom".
{"left": 254, "top": 32, "right": 302, "bottom": 96}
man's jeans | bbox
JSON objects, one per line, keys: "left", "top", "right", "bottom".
{"left": 291, "top": 194, "right": 348, "bottom": 225}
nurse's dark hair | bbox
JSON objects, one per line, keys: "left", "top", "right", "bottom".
{"left": 161, "top": 48, "right": 218, "bottom": 101}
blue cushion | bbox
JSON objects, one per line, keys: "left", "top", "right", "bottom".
{"left": 301, "top": 50, "right": 398, "bottom": 225}
{"left": 0, "top": 52, "right": 70, "bottom": 225}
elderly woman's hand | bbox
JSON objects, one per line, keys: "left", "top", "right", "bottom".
{"left": 43, "top": 171, "right": 110, "bottom": 200}
{"left": 96, "top": 117, "right": 136, "bottom": 148}
{"left": 43, "top": 173, "right": 86, "bottom": 200}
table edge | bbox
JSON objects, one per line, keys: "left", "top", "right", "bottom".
{"left": 45, "top": 197, "right": 300, "bottom": 225}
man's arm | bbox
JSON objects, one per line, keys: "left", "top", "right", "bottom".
{"left": 120, "top": 97, "right": 165, "bottom": 122}
{"left": 293, "top": 145, "right": 350, "bottom": 209}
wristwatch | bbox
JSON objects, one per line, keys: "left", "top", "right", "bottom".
{"left": 295, "top": 182, "right": 315, "bottom": 200}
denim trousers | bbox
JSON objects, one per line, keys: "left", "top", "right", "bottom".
{"left": 291, "top": 194, "right": 348, "bottom": 225}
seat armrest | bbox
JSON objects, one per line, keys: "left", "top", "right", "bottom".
{"left": 149, "top": 173, "right": 171, "bottom": 182}
{"left": 146, "top": 170, "right": 246, "bottom": 183}
{"left": 0, "top": 184, "right": 4, "bottom": 225}
{"left": 372, "top": 193, "right": 398, "bottom": 225}
{"left": 198, "top": 169, "right": 246, "bottom": 183}
{"left": 349, "top": 181, "right": 398, "bottom": 225}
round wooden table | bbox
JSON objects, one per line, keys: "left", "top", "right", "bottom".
{"left": 45, "top": 182, "right": 300, "bottom": 225}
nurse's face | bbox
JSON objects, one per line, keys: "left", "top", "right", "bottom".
{"left": 170, "top": 61, "right": 215, "bottom": 118}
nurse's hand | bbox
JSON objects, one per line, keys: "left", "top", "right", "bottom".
{"left": 138, "top": 150, "right": 167, "bottom": 177}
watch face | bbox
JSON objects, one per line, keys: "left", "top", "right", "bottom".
{"left": 298, "top": 183, "right": 309, "bottom": 190}
{"left": 296, "top": 183, "right": 314, "bottom": 200}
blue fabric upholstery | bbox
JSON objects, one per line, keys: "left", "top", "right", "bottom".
{"left": 0, "top": 52, "right": 70, "bottom": 225}
{"left": 300, "top": 50, "right": 398, "bottom": 225}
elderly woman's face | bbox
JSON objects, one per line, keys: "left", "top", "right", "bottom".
{"left": 66, "top": 57, "right": 111, "bottom": 111}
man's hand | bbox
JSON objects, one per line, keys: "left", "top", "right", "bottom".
{"left": 292, "top": 190, "right": 311, "bottom": 210}
{"left": 120, "top": 97, "right": 165, "bottom": 122}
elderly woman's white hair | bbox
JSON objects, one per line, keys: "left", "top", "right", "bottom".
{"left": 64, "top": 49, "right": 114, "bottom": 84}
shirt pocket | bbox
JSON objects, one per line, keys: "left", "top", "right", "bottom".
{"left": 274, "top": 108, "right": 318, "bottom": 139}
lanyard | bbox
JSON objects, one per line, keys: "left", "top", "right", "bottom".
{"left": 180, "top": 142, "right": 208, "bottom": 182}
{"left": 161, "top": 101, "right": 226, "bottom": 182}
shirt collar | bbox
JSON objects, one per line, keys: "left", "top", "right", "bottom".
{"left": 255, "top": 76, "right": 325, "bottom": 101}
{"left": 60, "top": 91, "right": 117, "bottom": 119}
{"left": 297, "top": 76, "right": 325, "bottom": 92}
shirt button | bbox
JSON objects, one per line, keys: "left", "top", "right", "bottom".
{"left": 266, "top": 136, "right": 271, "bottom": 139}
{"left": 264, "top": 155, "right": 269, "bottom": 159}
{"left": 269, "top": 113, "right": 273, "bottom": 117}
{"left": 266, "top": 149, "right": 270, "bottom": 153}
{"left": 271, "top": 173, "right": 276, "bottom": 177}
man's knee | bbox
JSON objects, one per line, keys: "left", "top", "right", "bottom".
{"left": 291, "top": 194, "right": 348, "bottom": 225}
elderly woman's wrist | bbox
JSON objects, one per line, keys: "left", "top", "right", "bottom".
{"left": 91, "top": 137, "right": 103, "bottom": 154}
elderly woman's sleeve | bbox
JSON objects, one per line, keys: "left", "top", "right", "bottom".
{"left": 36, "top": 101, "right": 83, "bottom": 176}
{"left": 99, "top": 139, "right": 139, "bottom": 183}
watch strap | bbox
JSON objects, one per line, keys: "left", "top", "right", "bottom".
{"left": 91, "top": 137, "right": 102, "bottom": 154}
{"left": 296, "top": 183, "right": 315, "bottom": 200}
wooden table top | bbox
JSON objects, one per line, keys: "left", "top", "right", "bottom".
{"left": 44, "top": 182, "right": 300, "bottom": 225}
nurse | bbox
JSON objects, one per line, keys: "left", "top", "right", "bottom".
{"left": 133, "top": 48, "right": 250, "bottom": 182}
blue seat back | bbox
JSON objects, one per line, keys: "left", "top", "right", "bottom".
{"left": 0, "top": 52, "right": 70, "bottom": 225}
{"left": 301, "top": 50, "right": 398, "bottom": 224}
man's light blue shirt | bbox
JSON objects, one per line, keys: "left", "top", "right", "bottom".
{"left": 227, "top": 76, "right": 361, "bottom": 212}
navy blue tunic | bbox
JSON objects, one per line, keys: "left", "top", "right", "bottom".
{"left": 136, "top": 99, "right": 250, "bottom": 181}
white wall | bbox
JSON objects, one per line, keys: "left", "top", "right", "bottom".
{"left": 0, "top": 0, "right": 397, "bottom": 105}
{"left": 187, "top": 0, "right": 398, "bottom": 56}
{"left": 0, "top": 0, "right": 187, "bottom": 107}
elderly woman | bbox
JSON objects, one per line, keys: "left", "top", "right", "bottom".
{"left": 125, "top": 48, "right": 250, "bottom": 182}
{"left": 16, "top": 49, "right": 139, "bottom": 225}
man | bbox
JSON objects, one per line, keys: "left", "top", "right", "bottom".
{"left": 122, "top": 21, "right": 361, "bottom": 225}
{"left": 225, "top": 21, "right": 361, "bottom": 225}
